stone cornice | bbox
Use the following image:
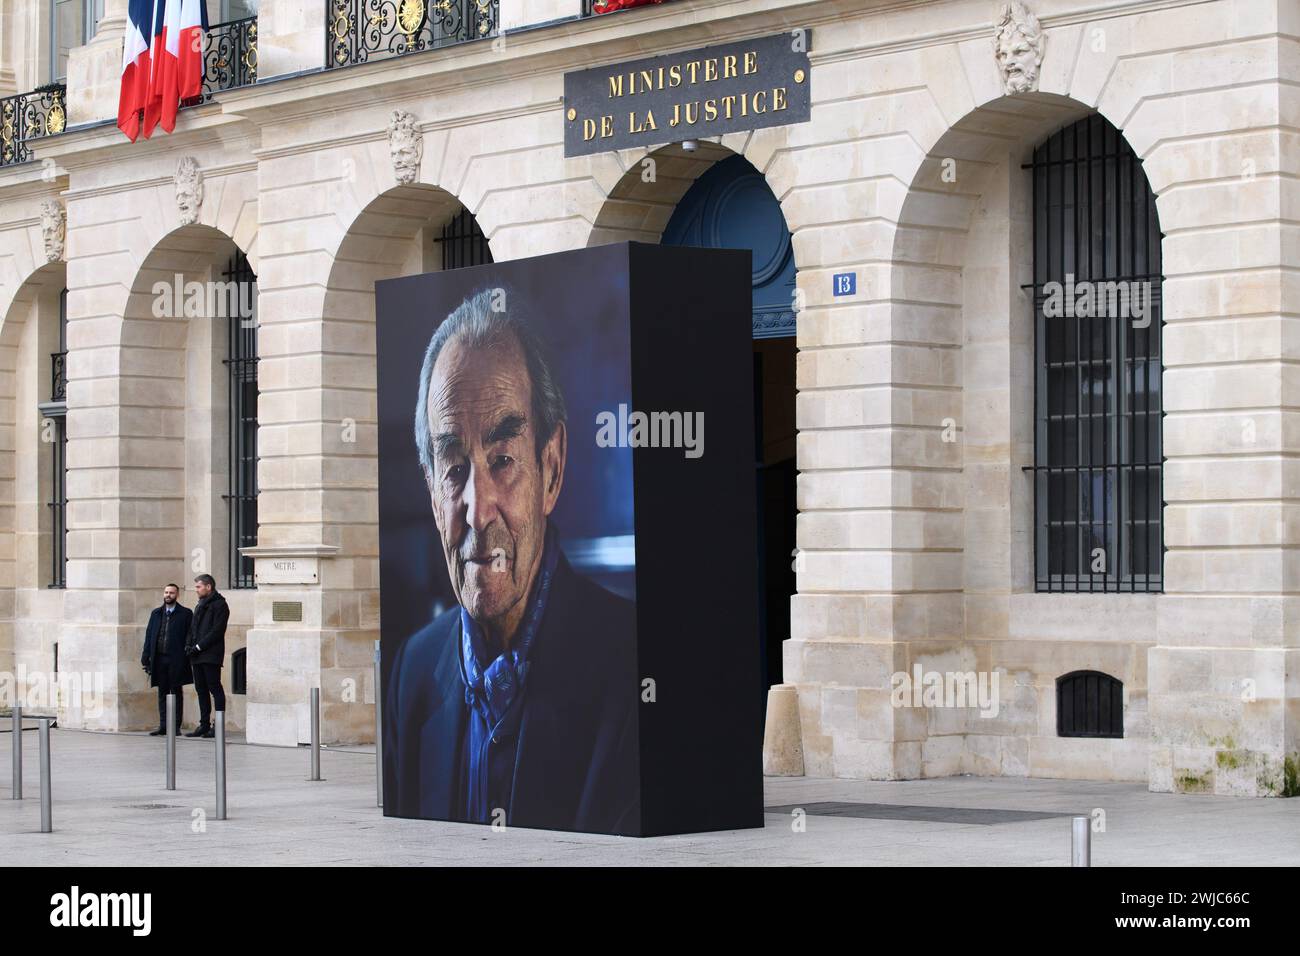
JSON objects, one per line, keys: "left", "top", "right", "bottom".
{"left": 249, "top": 99, "right": 557, "bottom": 162}
{"left": 59, "top": 159, "right": 258, "bottom": 202}
{"left": 239, "top": 545, "right": 342, "bottom": 559}
{"left": 0, "top": 161, "right": 69, "bottom": 202}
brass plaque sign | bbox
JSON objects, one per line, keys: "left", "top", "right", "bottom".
{"left": 271, "top": 601, "right": 304, "bottom": 622}
{"left": 563, "top": 31, "right": 812, "bottom": 157}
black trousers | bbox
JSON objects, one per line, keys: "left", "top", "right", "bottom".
{"left": 192, "top": 662, "right": 225, "bottom": 728}
{"left": 155, "top": 681, "right": 184, "bottom": 730}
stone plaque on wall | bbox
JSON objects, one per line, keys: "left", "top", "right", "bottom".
{"left": 256, "top": 557, "right": 320, "bottom": 585}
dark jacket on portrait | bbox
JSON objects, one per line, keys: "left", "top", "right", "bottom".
{"left": 385, "top": 554, "right": 640, "bottom": 835}
{"left": 141, "top": 604, "right": 194, "bottom": 689}
{"left": 186, "top": 590, "right": 230, "bottom": 667}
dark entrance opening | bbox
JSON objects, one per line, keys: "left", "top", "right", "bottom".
{"left": 662, "top": 154, "right": 797, "bottom": 701}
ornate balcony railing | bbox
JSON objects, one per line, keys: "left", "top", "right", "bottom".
{"left": 327, "top": 0, "right": 498, "bottom": 69}
{"left": 185, "top": 16, "right": 258, "bottom": 106}
{"left": 51, "top": 350, "right": 67, "bottom": 403}
{"left": 0, "top": 84, "right": 67, "bottom": 168}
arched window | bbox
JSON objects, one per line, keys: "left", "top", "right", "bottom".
{"left": 224, "top": 250, "right": 258, "bottom": 588}
{"left": 439, "top": 207, "right": 492, "bottom": 270}
{"left": 1030, "top": 114, "right": 1163, "bottom": 592}
{"left": 1057, "top": 670, "right": 1124, "bottom": 738}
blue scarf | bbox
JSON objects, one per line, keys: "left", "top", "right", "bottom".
{"left": 458, "top": 524, "right": 559, "bottom": 819}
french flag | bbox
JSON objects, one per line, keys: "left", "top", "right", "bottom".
{"left": 116, "top": 0, "right": 155, "bottom": 141}
{"left": 141, "top": 0, "right": 208, "bottom": 139}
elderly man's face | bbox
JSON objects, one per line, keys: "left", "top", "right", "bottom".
{"left": 425, "top": 334, "right": 565, "bottom": 642}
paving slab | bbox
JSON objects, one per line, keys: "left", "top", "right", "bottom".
{"left": 2, "top": 728, "right": 1296, "bottom": 866}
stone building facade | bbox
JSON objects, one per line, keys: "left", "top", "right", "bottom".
{"left": 0, "top": 0, "right": 1296, "bottom": 796}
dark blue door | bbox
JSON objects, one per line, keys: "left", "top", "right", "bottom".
{"left": 662, "top": 155, "right": 797, "bottom": 707}
{"left": 661, "top": 155, "right": 797, "bottom": 339}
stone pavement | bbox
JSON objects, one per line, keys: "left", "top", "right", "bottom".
{"left": 2, "top": 728, "right": 1296, "bottom": 866}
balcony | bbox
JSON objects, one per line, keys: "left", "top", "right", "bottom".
{"left": 0, "top": 84, "right": 67, "bottom": 168}
{"left": 51, "top": 350, "right": 67, "bottom": 404}
{"left": 186, "top": 16, "right": 259, "bottom": 106}
{"left": 327, "top": 0, "right": 498, "bottom": 69}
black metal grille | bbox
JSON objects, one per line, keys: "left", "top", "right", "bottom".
{"left": 51, "top": 351, "right": 67, "bottom": 401}
{"left": 231, "top": 647, "right": 247, "bottom": 695}
{"left": 182, "top": 17, "right": 258, "bottom": 107}
{"left": 222, "top": 251, "right": 258, "bottom": 589}
{"left": 48, "top": 288, "right": 68, "bottom": 589}
{"left": 0, "top": 84, "right": 67, "bottom": 168}
{"left": 1027, "top": 114, "right": 1163, "bottom": 592}
{"left": 326, "top": 0, "right": 497, "bottom": 70}
{"left": 439, "top": 207, "right": 492, "bottom": 270}
{"left": 1056, "top": 670, "right": 1124, "bottom": 738}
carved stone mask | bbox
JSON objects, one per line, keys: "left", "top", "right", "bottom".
{"left": 993, "top": 2, "right": 1045, "bottom": 94}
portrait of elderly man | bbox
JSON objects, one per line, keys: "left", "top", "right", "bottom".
{"left": 384, "top": 288, "right": 639, "bottom": 833}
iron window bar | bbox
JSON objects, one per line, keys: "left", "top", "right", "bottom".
{"left": 437, "top": 206, "right": 492, "bottom": 270}
{"left": 46, "top": 420, "right": 68, "bottom": 590}
{"left": 46, "top": 289, "right": 69, "bottom": 589}
{"left": 220, "top": 250, "right": 259, "bottom": 590}
{"left": 1029, "top": 113, "right": 1165, "bottom": 594}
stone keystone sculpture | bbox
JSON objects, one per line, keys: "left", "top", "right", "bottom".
{"left": 993, "top": 1, "right": 1046, "bottom": 95}
{"left": 40, "top": 198, "right": 65, "bottom": 262}
{"left": 175, "top": 156, "right": 204, "bottom": 226}
{"left": 388, "top": 109, "right": 423, "bottom": 186}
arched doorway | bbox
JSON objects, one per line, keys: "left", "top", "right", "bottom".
{"left": 661, "top": 154, "right": 797, "bottom": 698}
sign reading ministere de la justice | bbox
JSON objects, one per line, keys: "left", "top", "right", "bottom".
{"left": 563, "top": 31, "right": 812, "bottom": 157}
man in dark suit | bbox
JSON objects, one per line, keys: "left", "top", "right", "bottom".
{"left": 141, "top": 583, "right": 193, "bottom": 735}
{"left": 184, "top": 573, "right": 230, "bottom": 739}
{"left": 386, "top": 289, "right": 639, "bottom": 834}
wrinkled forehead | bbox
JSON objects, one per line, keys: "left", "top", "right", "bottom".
{"left": 427, "top": 334, "right": 532, "bottom": 430}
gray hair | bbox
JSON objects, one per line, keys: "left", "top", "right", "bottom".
{"left": 414, "top": 288, "right": 567, "bottom": 475}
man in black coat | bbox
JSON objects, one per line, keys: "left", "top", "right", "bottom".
{"left": 141, "top": 583, "right": 193, "bottom": 735}
{"left": 185, "top": 573, "right": 230, "bottom": 738}
{"left": 385, "top": 291, "right": 639, "bottom": 834}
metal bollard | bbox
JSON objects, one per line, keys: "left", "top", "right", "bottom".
{"left": 309, "top": 687, "right": 322, "bottom": 781}
{"left": 214, "top": 711, "right": 227, "bottom": 821}
{"left": 165, "top": 693, "right": 177, "bottom": 791}
{"left": 11, "top": 704, "right": 21, "bottom": 800}
{"left": 38, "top": 718, "right": 51, "bottom": 833}
{"left": 1071, "top": 815, "right": 1091, "bottom": 867}
{"left": 373, "top": 641, "right": 382, "bottom": 808}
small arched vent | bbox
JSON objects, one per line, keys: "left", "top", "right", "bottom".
{"left": 231, "top": 648, "right": 248, "bottom": 696}
{"left": 1056, "top": 670, "right": 1123, "bottom": 738}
